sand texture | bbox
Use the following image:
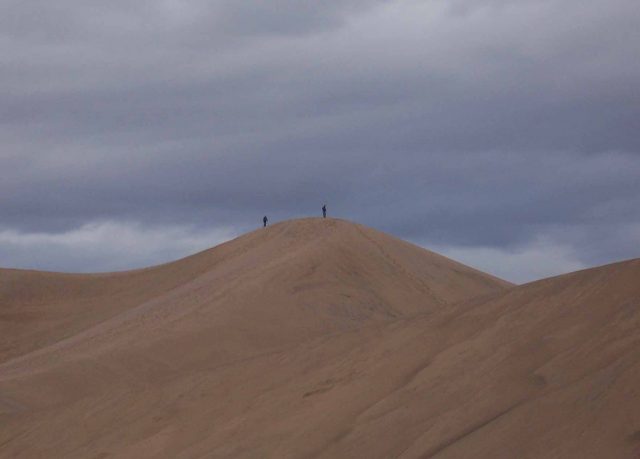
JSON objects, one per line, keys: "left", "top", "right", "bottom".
{"left": 1, "top": 218, "right": 638, "bottom": 458}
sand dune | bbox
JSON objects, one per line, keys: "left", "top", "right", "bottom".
{"left": 1, "top": 218, "right": 638, "bottom": 458}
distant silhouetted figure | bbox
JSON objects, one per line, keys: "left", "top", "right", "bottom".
{"left": 263, "top": 216, "right": 268, "bottom": 227}
{"left": 322, "top": 204, "right": 327, "bottom": 218}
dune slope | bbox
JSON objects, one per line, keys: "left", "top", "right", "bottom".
{"left": 1, "top": 219, "right": 638, "bottom": 458}
{"left": 0, "top": 218, "right": 509, "bottom": 365}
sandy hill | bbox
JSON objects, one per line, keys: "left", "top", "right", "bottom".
{"left": 0, "top": 218, "right": 508, "bottom": 365}
{"left": 1, "top": 218, "right": 638, "bottom": 458}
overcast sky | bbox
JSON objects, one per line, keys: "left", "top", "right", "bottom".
{"left": 1, "top": 0, "right": 639, "bottom": 283}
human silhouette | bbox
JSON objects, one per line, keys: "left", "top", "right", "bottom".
{"left": 322, "top": 204, "right": 327, "bottom": 218}
{"left": 263, "top": 216, "right": 268, "bottom": 227}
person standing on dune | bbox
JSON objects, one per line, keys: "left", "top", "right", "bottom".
{"left": 322, "top": 204, "right": 327, "bottom": 218}
{"left": 263, "top": 216, "right": 268, "bottom": 227}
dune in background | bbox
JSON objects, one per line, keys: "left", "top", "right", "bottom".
{"left": 1, "top": 218, "right": 638, "bottom": 458}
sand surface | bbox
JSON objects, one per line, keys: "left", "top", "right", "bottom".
{"left": 1, "top": 218, "right": 638, "bottom": 458}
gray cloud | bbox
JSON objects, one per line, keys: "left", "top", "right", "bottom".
{"left": 1, "top": 0, "right": 639, "bottom": 281}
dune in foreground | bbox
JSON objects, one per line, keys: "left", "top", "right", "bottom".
{"left": 1, "top": 218, "right": 638, "bottom": 458}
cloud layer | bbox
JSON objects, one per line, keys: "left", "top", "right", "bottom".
{"left": 1, "top": 0, "right": 639, "bottom": 282}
